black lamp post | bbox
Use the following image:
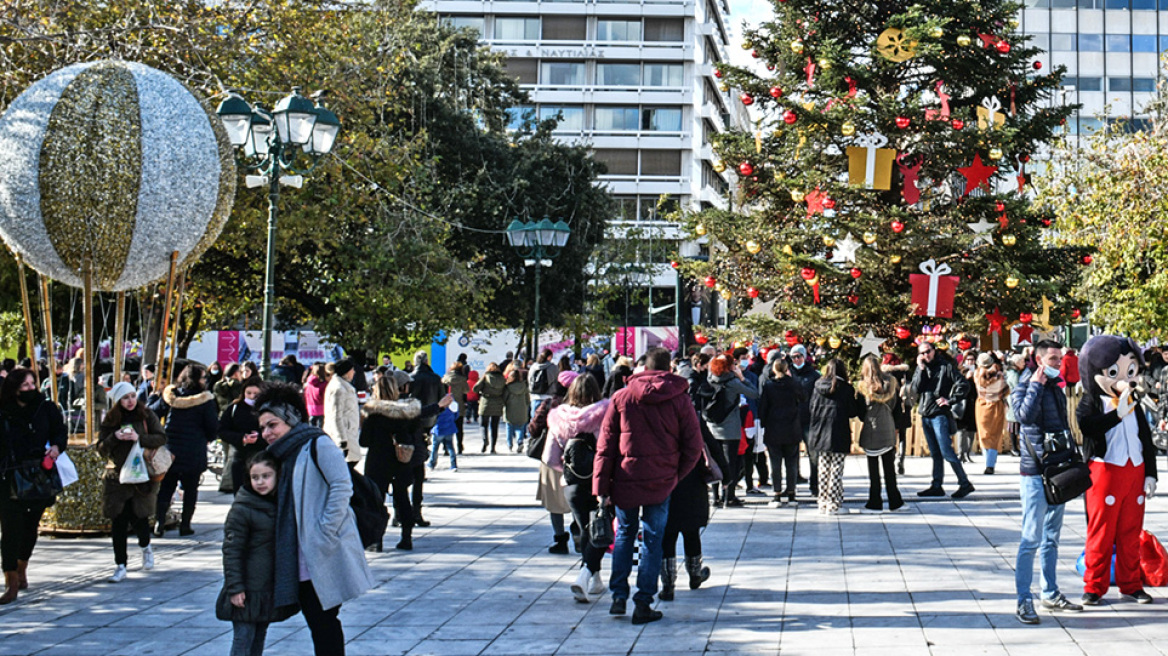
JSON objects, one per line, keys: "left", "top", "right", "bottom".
{"left": 506, "top": 217, "right": 570, "bottom": 356}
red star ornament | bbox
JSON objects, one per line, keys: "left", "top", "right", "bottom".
{"left": 998, "top": 212, "right": 1009, "bottom": 230}
{"left": 958, "top": 154, "right": 998, "bottom": 197}
{"left": 1012, "top": 323, "right": 1034, "bottom": 345}
{"left": 985, "top": 307, "right": 1008, "bottom": 333}
{"left": 805, "top": 188, "right": 826, "bottom": 216}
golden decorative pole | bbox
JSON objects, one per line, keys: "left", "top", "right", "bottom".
{"left": 39, "top": 275, "right": 57, "bottom": 406}
{"left": 157, "top": 251, "right": 179, "bottom": 387}
{"left": 167, "top": 270, "right": 187, "bottom": 384}
{"left": 113, "top": 291, "right": 126, "bottom": 383}
{"left": 14, "top": 255, "right": 39, "bottom": 387}
{"left": 82, "top": 264, "right": 95, "bottom": 445}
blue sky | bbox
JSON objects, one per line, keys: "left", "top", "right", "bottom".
{"left": 726, "top": 0, "right": 774, "bottom": 66}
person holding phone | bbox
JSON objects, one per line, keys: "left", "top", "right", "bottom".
{"left": 220, "top": 380, "right": 266, "bottom": 494}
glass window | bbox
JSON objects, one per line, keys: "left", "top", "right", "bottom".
{"left": 612, "top": 197, "right": 638, "bottom": 221}
{"left": 1161, "top": 35, "right": 1168, "bottom": 52}
{"left": 642, "top": 107, "right": 682, "bottom": 131}
{"left": 1133, "top": 35, "right": 1158, "bottom": 52}
{"left": 540, "top": 105, "right": 584, "bottom": 130}
{"left": 597, "top": 19, "right": 641, "bottom": 41}
{"left": 495, "top": 17, "right": 540, "bottom": 40}
{"left": 641, "top": 150, "right": 682, "bottom": 176}
{"left": 1051, "top": 34, "right": 1077, "bottom": 51}
{"left": 644, "top": 18, "right": 684, "bottom": 41}
{"left": 1133, "top": 0, "right": 1156, "bottom": 7}
{"left": 644, "top": 63, "right": 684, "bottom": 87}
{"left": 595, "top": 107, "right": 641, "bottom": 130}
{"left": 541, "top": 62, "right": 585, "bottom": 85}
{"left": 1080, "top": 117, "right": 1104, "bottom": 133}
{"left": 1107, "top": 35, "right": 1130, "bottom": 51}
{"left": 597, "top": 63, "right": 642, "bottom": 86}
{"left": 1133, "top": 78, "right": 1157, "bottom": 92}
{"left": 1079, "top": 77, "right": 1103, "bottom": 91}
{"left": 1054, "top": 0, "right": 1079, "bottom": 7}
{"left": 1025, "top": 0, "right": 1050, "bottom": 6}
{"left": 593, "top": 149, "right": 638, "bottom": 175}
{"left": 1079, "top": 34, "right": 1103, "bottom": 51}
{"left": 1161, "top": 0, "right": 1168, "bottom": 8}
{"left": 542, "top": 16, "right": 586, "bottom": 40}
{"left": 1110, "top": 78, "right": 1132, "bottom": 91}
{"left": 504, "top": 58, "right": 539, "bottom": 84}
{"left": 1105, "top": 0, "right": 1129, "bottom": 7}
{"left": 443, "top": 16, "right": 485, "bottom": 33}
{"left": 1030, "top": 34, "right": 1050, "bottom": 52}
{"left": 505, "top": 106, "right": 535, "bottom": 130}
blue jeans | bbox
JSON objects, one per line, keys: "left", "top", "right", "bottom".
{"left": 506, "top": 423, "right": 527, "bottom": 450}
{"left": 920, "top": 414, "right": 969, "bottom": 488}
{"left": 610, "top": 498, "right": 670, "bottom": 606}
{"left": 1016, "top": 474, "right": 1066, "bottom": 603}
{"left": 532, "top": 398, "right": 547, "bottom": 418}
{"left": 429, "top": 434, "right": 457, "bottom": 469}
{"left": 231, "top": 621, "right": 268, "bottom": 656}
{"left": 985, "top": 448, "right": 998, "bottom": 469}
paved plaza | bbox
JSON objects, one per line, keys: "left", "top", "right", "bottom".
{"left": 1, "top": 452, "right": 1166, "bottom": 656}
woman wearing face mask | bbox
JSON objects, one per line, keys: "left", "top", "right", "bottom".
{"left": 98, "top": 382, "right": 167, "bottom": 583}
{"left": 220, "top": 380, "right": 267, "bottom": 494}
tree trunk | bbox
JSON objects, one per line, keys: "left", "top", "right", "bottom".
{"left": 178, "top": 302, "right": 204, "bottom": 359}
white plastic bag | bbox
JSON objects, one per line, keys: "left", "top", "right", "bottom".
{"left": 56, "top": 452, "right": 79, "bottom": 487}
{"left": 119, "top": 441, "right": 149, "bottom": 484}
{"left": 753, "top": 422, "right": 767, "bottom": 453}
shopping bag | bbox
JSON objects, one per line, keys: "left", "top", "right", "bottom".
{"left": 143, "top": 445, "right": 175, "bottom": 482}
{"left": 1141, "top": 530, "right": 1168, "bottom": 587}
{"left": 55, "top": 451, "right": 79, "bottom": 487}
{"left": 119, "top": 441, "right": 149, "bottom": 484}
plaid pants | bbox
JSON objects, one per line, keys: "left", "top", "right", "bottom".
{"left": 818, "top": 452, "right": 846, "bottom": 513}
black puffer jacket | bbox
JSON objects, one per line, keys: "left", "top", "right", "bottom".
{"left": 789, "top": 363, "right": 820, "bottom": 436}
{"left": 359, "top": 399, "right": 439, "bottom": 494}
{"left": 148, "top": 386, "right": 219, "bottom": 475}
{"left": 410, "top": 363, "right": 445, "bottom": 430}
{"left": 216, "top": 486, "right": 298, "bottom": 623}
{"left": 758, "top": 376, "right": 805, "bottom": 447}
{"left": 807, "top": 376, "right": 859, "bottom": 454}
{"left": 1011, "top": 369, "right": 1069, "bottom": 476}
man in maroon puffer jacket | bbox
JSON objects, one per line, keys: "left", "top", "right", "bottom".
{"left": 594, "top": 347, "right": 703, "bottom": 624}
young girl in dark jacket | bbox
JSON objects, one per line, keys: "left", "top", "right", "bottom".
{"left": 807, "top": 359, "right": 859, "bottom": 515}
{"left": 219, "top": 379, "right": 265, "bottom": 494}
{"left": 217, "top": 451, "right": 296, "bottom": 656}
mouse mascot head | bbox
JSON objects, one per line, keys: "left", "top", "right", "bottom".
{"left": 1079, "top": 335, "right": 1144, "bottom": 400}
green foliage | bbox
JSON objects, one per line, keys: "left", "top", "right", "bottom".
{"left": 690, "top": 0, "right": 1082, "bottom": 352}
{"left": 0, "top": 310, "right": 25, "bottom": 354}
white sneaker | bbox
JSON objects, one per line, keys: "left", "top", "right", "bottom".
{"left": 588, "top": 570, "right": 606, "bottom": 596}
{"left": 859, "top": 507, "right": 883, "bottom": 515}
{"left": 450, "top": 467, "right": 458, "bottom": 473}
{"left": 571, "top": 566, "right": 591, "bottom": 603}
{"left": 141, "top": 545, "right": 154, "bottom": 570}
{"left": 767, "top": 500, "right": 783, "bottom": 509}
{"left": 109, "top": 565, "right": 127, "bottom": 583}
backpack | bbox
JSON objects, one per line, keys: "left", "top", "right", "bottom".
{"left": 530, "top": 365, "right": 551, "bottom": 395}
{"left": 309, "top": 437, "right": 389, "bottom": 549}
{"left": 703, "top": 383, "right": 738, "bottom": 424}
{"left": 562, "top": 432, "right": 597, "bottom": 486}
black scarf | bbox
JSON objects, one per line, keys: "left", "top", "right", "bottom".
{"left": 266, "top": 421, "right": 325, "bottom": 608}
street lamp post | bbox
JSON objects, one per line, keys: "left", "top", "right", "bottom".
{"left": 506, "top": 217, "right": 570, "bottom": 357}
{"left": 216, "top": 88, "right": 340, "bottom": 378}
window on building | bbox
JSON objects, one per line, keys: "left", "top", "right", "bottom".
{"left": 1133, "top": 35, "right": 1159, "bottom": 52}
{"left": 597, "top": 63, "right": 642, "bottom": 86}
{"left": 1133, "top": 0, "right": 1156, "bottom": 8}
{"left": 644, "top": 63, "right": 684, "bottom": 87}
{"left": 505, "top": 106, "right": 536, "bottom": 130}
{"left": 1079, "top": 34, "right": 1103, "bottom": 51}
{"left": 1078, "top": 77, "right": 1103, "bottom": 91}
{"left": 1160, "top": 0, "right": 1168, "bottom": 8}
{"left": 1107, "top": 35, "right": 1131, "bottom": 51}
{"left": 504, "top": 58, "right": 539, "bottom": 84}
{"left": 541, "top": 61, "right": 585, "bottom": 85}
{"left": 443, "top": 16, "right": 485, "bottom": 33}
{"left": 597, "top": 19, "right": 641, "bottom": 41}
{"left": 1161, "top": 36, "right": 1168, "bottom": 51}
{"left": 593, "top": 149, "right": 638, "bottom": 175}
{"left": 595, "top": 106, "right": 641, "bottom": 130}
{"left": 1133, "top": 78, "right": 1157, "bottom": 92}
{"left": 1030, "top": 34, "right": 1050, "bottom": 51}
{"left": 642, "top": 107, "right": 683, "bottom": 131}
{"left": 1050, "top": 34, "right": 1077, "bottom": 51}
{"left": 612, "top": 197, "right": 638, "bottom": 221}
{"left": 641, "top": 150, "right": 682, "bottom": 176}
{"left": 1105, "top": 0, "right": 1129, "bottom": 7}
{"left": 495, "top": 17, "right": 540, "bottom": 40}
{"left": 1080, "top": 117, "right": 1104, "bottom": 133}
{"left": 1053, "top": 0, "right": 1080, "bottom": 7}
{"left": 540, "top": 105, "right": 585, "bottom": 130}
{"left": 643, "top": 18, "right": 684, "bottom": 41}
{"left": 639, "top": 196, "right": 678, "bottom": 221}
{"left": 1110, "top": 77, "right": 1133, "bottom": 91}
{"left": 542, "top": 16, "right": 586, "bottom": 40}
{"left": 1024, "top": 0, "right": 1050, "bottom": 6}
{"left": 1074, "top": 0, "right": 1102, "bottom": 6}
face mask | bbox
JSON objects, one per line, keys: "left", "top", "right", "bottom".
{"left": 244, "top": 397, "right": 256, "bottom": 406}
{"left": 1043, "top": 365, "right": 1061, "bottom": 379}
{"left": 18, "top": 390, "right": 40, "bottom": 405}
{"left": 740, "top": 360, "right": 751, "bottom": 370}
{"left": 792, "top": 360, "right": 805, "bottom": 369}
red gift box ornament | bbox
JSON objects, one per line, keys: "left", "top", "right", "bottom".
{"left": 910, "top": 259, "right": 958, "bottom": 318}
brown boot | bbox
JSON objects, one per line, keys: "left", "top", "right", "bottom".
{"left": 16, "top": 560, "right": 28, "bottom": 590}
{"left": 0, "top": 571, "right": 18, "bottom": 605}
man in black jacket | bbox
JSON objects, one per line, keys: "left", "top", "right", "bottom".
{"left": 410, "top": 351, "right": 444, "bottom": 432}
{"left": 911, "top": 342, "right": 974, "bottom": 499}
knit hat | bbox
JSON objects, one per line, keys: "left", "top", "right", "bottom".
{"left": 391, "top": 370, "right": 412, "bottom": 389}
{"left": 977, "top": 352, "right": 995, "bottom": 368}
{"left": 259, "top": 402, "right": 302, "bottom": 428}
{"left": 332, "top": 358, "right": 355, "bottom": 377}
{"left": 108, "top": 381, "right": 136, "bottom": 404}
{"left": 558, "top": 370, "right": 580, "bottom": 388}
{"left": 790, "top": 344, "right": 808, "bottom": 357}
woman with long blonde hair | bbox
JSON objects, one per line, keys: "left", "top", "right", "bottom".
{"left": 856, "top": 356, "right": 904, "bottom": 513}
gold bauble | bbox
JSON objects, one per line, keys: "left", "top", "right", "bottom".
{"left": 1009, "top": 18, "right": 1020, "bottom": 28}
{"left": 815, "top": 337, "right": 827, "bottom": 346}
{"left": 929, "top": 26, "right": 944, "bottom": 38}
{"left": 791, "top": 40, "right": 804, "bottom": 54}
{"left": 863, "top": 232, "right": 877, "bottom": 245}
{"left": 989, "top": 147, "right": 1004, "bottom": 160}
{"left": 937, "top": 341, "right": 950, "bottom": 351}
{"left": 841, "top": 122, "right": 856, "bottom": 136}
{"left": 782, "top": 244, "right": 795, "bottom": 255}
{"left": 790, "top": 190, "right": 805, "bottom": 202}
{"left": 1002, "top": 234, "right": 1017, "bottom": 246}
{"left": 695, "top": 223, "right": 707, "bottom": 236}
{"left": 713, "top": 160, "right": 726, "bottom": 173}
{"left": 828, "top": 336, "right": 842, "bottom": 349}
{"left": 720, "top": 289, "right": 732, "bottom": 300}
{"left": 957, "top": 34, "right": 972, "bottom": 47}
{"left": 742, "top": 41, "right": 753, "bottom": 50}
{"left": 719, "top": 83, "right": 729, "bottom": 92}
{"left": 890, "top": 254, "right": 902, "bottom": 264}
{"left": 1005, "top": 276, "right": 1020, "bottom": 288}
{"left": 746, "top": 239, "right": 761, "bottom": 254}
{"left": 818, "top": 58, "right": 831, "bottom": 70}
{"left": 823, "top": 235, "right": 836, "bottom": 247}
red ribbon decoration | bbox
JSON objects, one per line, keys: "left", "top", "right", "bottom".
{"left": 896, "top": 153, "right": 922, "bottom": 205}
{"left": 804, "top": 57, "right": 817, "bottom": 88}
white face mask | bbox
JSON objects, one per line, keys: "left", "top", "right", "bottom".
{"left": 1043, "top": 365, "right": 1061, "bottom": 379}
{"left": 243, "top": 397, "right": 257, "bottom": 406}
{"left": 739, "top": 360, "right": 751, "bottom": 369}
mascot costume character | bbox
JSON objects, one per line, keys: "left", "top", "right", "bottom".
{"left": 1077, "top": 335, "right": 1158, "bottom": 604}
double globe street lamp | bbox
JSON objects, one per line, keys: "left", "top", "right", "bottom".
{"left": 216, "top": 87, "right": 340, "bottom": 378}
{"left": 506, "top": 218, "right": 571, "bottom": 356}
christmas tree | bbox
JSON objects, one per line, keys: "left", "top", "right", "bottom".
{"left": 687, "top": 0, "right": 1087, "bottom": 354}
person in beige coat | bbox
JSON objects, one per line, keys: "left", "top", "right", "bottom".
{"left": 323, "top": 359, "right": 361, "bottom": 466}
{"left": 973, "top": 352, "right": 1008, "bottom": 475}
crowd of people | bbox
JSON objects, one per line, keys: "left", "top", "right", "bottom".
{"left": 1, "top": 333, "right": 1166, "bottom": 653}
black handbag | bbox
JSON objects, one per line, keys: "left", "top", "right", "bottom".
{"left": 524, "top": 429, "right": 547, "bottom": 461}
{"left": 589, "top": 502, "right": 615, "bottom": 548}
{"left": 8, "top": 459, "right": 63, "bottom": 502}
{"left": 1022, "top": 431, "right": 1092, "bottom": 505}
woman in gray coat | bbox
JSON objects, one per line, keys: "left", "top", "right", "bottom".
{"left": 856, "top": 356, "right": 904, "bottom": 513}
{"left": 256, "top": 383, "right": 373, "bottom": 656}
{"left": 704, "top": 354, "right": 759, "bottom": 508}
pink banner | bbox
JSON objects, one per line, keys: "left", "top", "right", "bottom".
{"left": 217, "top": 331, "right": 241, "bottom": 364}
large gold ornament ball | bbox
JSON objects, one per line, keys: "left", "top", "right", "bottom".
{"left": 890, "top": 254, "right": 902, "bottom": 264}
{"left": 989, "top": 147, "right": 1004, "bottom": 160}
{"left": 720, "top": 289, "right": 732, "bottom": 300}
{"left": 929, "top": 26, "right": 944, "bottom": 38}
{"left": 957, "top": 34, "right": 972, "bottom": 47}
{"left": 745, "top": 240, "right": 761, "bottom": 254}
{"left": 841, "top": 122, "right": 856, "bottom": 136}
{"left": 1005, "top": 276, "right": 1020, "bottom": 288}
{"left": 1002, "top": 234, "right": 1017, "bottom": 246}
{"left": 791, "top": 40, "right": 805, "bottom": 54}
{"left": 713, "top": 160, "right": 726, "bottom": 173}
{"left": 863, "top": 232, "right": 877, "bottom": 245}
{"left": 828, "top": 336, "right": 842, "bottom": 349}
{"left": 695, "top": 223, "right": 707, "bottom": 236}
{"left": 823, "top": 235, "right": 836, "bottom": 247}
{"left": 790, "top": 190, "right": 806, "bottom": 203}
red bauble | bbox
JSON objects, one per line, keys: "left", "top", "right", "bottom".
{"left": 751, "top": 50, "right": 760, "bottom": 58}
{"left": 670, "top": 260, "right": 679, "bottom": 269}
{"left": 823, "top": 198, "right": 836, "bottom": 210}
{"left": 895, "top": 327, "right": 912, "bottom": 340}
{"left": 958, "top": 339, "right": 973, "bottom": 351}
{"left": 800, "top": 267, "right": 817, "bottom": 280}
{"left": 1019, "top": 312, "right": 1033, "bottom": 324}
{"left": 996, "top": 40, "right": 1011, "bottom": 53}
{"left": 769, "top": 86, "right": 783, "bottom": 98}
{"left": 739, "top": 162, "right": 754, "bottom": 176}
{"left": 740, "top": 93, "right": 755, "bottom": 106}
{"left": 1082, "top": 255, "right": 1094, "bottom": 265}
{"left": 896, "top": 116, "right": 911, "bottom": 129}
{"left": 891, "top": 220, "right": 905, "bottom": 233}
{"left": 783, "top": 110, "right": 797, "bottom": 124}
{"left": 1033, "top": 61, "right": 1043, "bottom": 70}
{"left": 704, "top": 276, "right": 717, "bottom": 288}
{"left": 995, "top": 201, "right": 1006, "bottom": 212}
{"left": 1072, "top": 308, "right": 1082, "bottom": 320}
{"left": 962, "top": 251, "right": 971, "bottom": 259}
{"left": 748, "top": 286, "right": 760, "bottom": 298}
{"left": 850, "top": 267, "right": 862, "bottom": 279}
{"left": 784, "top": 331, "right": 799, "bottom": 347}
{"left": 714, "top": 69, "right": 723, "bottom": 78}
{"left": 951, "top": 119, "right": 965, "bottom": 131}
{"left": 695, "top": 333, "right": 709, "bottom": 345}
{"left": 846, "top": 293, "right": 859, "bottom": 305}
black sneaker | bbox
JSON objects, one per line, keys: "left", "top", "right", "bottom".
{"left": 609, "top": 598, "right": 627, "bottom": 615}
{"left": 1123, "top": 590, "right": 1154, "bottom": 604}
{"left": 951, "top": 483, "right": 975, "bottom": 499}
{"left": 631, "top": 602, "right": 663, "bottom": 625}
{"left": 1016, "top": 598, "right": 1040, "bottom": 624}
{"left": 1081, "top": 593, "right": 1104, "bottom": 606}
{"left": 1041, "top": 593, "right": 1084, "bottom": 612}
{"left": 917, "top": 487, "right": 945, "bottom": 497}
{"left": 984, "top": 467, "right": 995, "bottom": 475}
{"left": 724, "top": 497, "right": 745, "bottom": 508}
